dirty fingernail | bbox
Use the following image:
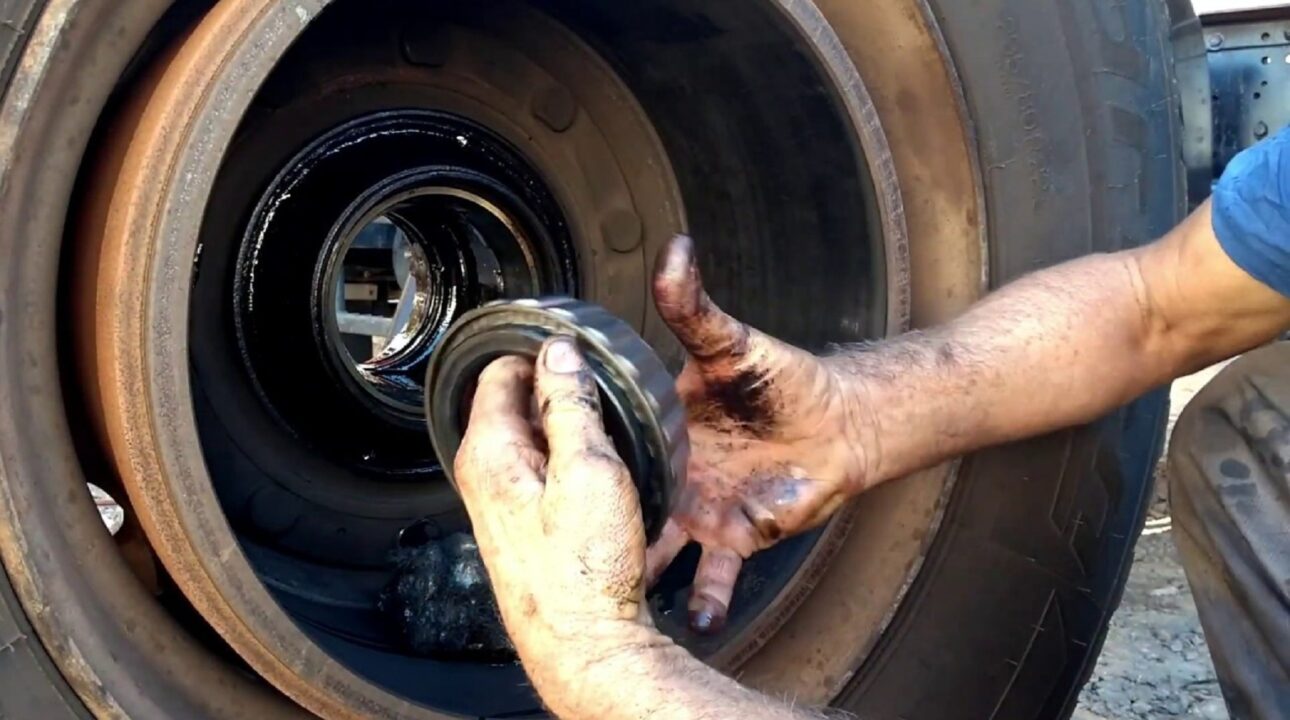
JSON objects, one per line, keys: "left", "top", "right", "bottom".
{"left": 543, "top": 337, "right": 583, "bottom": 373}
{"left": 659, "top": 235, "right": 695, "bottom": 278}
{"left": 742, "top": 500, "right": 782, "bottom": 542}
{"left": 691, "top": 610, "right": 714, "bottom": 633}
{"left": 654, "top": 236, "right": 704, "bottom": 321}
{"left": 688, "top": 595, "right": 727, "bottom": 635}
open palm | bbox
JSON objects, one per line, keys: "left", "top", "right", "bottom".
{"left": 646, "top": 236, "right": 872, "bottom": 634}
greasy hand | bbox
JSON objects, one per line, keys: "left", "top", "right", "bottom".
{"left": 454, "top": 338, "right": 662, "bottom": 717}
{"left": 647, "top": 235, "right": 873, "bottom": 634}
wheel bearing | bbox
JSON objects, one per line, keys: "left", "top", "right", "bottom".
{"left": 425, "top": 298, "right": 688, "bottom": 541}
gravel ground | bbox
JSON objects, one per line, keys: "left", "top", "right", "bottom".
{"left": 1075, "top": 366, "right": 1231, "bottom": 720}
{"left": 1074, "top": 471, "right": 1229, "bottom": 720}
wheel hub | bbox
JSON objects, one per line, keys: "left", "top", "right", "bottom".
{"left": 68, "top": 0, "right": 908, "bottom": 715}
{"left": 235, "top": 111, "right": 575, "bottom": 466}
{"left": 320, "top": 183, "right": 553, "bottom": 420}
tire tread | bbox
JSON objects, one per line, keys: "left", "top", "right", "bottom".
{"left": 838, "top": 1, "right": 1186, "bottom": 717}
{"left": 0, "top": 0, "right": 93, "bottom": 716}
{"left": 0, "top": 0, "right": 43, "bottom": 102}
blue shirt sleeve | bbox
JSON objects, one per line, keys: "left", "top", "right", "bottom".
{"left": 1212, "top": 125, "right": 1290, "bottom": 298}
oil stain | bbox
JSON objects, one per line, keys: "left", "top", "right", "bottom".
{"left": 378, "top": 532, "right": 514, "bottom": 659}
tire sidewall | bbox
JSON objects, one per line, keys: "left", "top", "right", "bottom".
{"left": 838, "top": 1, "right": 1184, "bottom": 718}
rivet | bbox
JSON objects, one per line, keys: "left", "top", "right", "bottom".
{"left": 248, "top": 487, "right": 300, "bottom": 536}
{"left": 402, "top": 27, "right": 451, "bottom": 67}
{"left": 1206, "top": 33, "right": 1223, "bottom": 50}
{"left": 532, "top": 85, "right": 577, "bottom": 133}
{"left": 601, "top": 209, "right": 643, "bottom": 253}
{"left": 1255, "top": 121, "right": 1269, "bottom": 139}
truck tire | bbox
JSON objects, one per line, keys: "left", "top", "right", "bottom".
{"left": 0, "top": 0, "right": 1194, "bottom": 718}
{"left": 836, "top": 1, "right": 1190, "bottom": 715}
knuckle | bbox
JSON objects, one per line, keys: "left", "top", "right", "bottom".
{"left": 478, "top": 355, "right": 531, "bottom": 385}
{"left": 455, "top": 435, "right": 541, "bottom": 488}
{"left": 455, "top": 429, "right": 497, "bottom": 469}
{"left": 454, "top": 435, "right": 484, "bottom": 475}
{"left": 559, "top": 451, "right": 629, "bottom": 485}
{"left": 541, "top": 386, "right": 601, "bottom": 418}
{"left": 726, "top": 533, "right": 759, "bottom": 559}
{"left": 515, "top": 445, "right": 549, "bottom": 476}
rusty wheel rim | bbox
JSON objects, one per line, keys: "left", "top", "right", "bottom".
{"left": 76, "top": 1, "right": 402, "bottom": 716}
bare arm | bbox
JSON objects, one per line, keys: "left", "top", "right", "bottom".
{"left": 843, "top": 201, "right": 1290, "bottom": 485}
{"left": 646, "top": 204, "right": 1290, "bottom": 623}
{"left": 567, "top": 630, "right": 839, "bottom": 720}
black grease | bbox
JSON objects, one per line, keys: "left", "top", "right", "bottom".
{"left": 742, "top": 473, "right": 799, "bottom": 541}
{"left": 378, "top": 532, "right": 514, "bottom": 660}
{"left": 695, "top": 368, "right": 777, "bottom": 436}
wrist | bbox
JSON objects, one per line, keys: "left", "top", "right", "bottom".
{"left": 522, "top": 620, "right": 677, "bottom": 720}
{"left": 822, "top": 352, "right": 890, "bottom": 490}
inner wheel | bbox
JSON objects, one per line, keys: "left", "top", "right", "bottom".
{"left": 229, "top": 110, "right": 574, "bottom": 460}
{"left": 72, "top": 0, "right": 915, "bottom": 716}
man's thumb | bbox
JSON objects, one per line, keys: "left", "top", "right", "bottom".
{"left": 652, "top": 235, "right": 750, "bottom": 362}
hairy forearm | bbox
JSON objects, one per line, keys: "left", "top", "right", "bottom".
{"left": 833, "top": 249, "right": 1173, "bottom": 485}
{"left": 532, "top": 627, "right": 838, "bottom": 720}
{"left": 835, "top": 203, "right": 1290, "bottom": 486}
